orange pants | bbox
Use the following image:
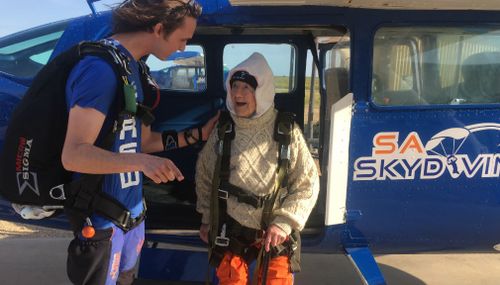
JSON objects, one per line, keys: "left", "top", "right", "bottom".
{"left": 216, "top": 252, "right": 293, "bottom": 285}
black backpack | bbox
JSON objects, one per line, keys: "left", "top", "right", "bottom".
{"left": 0, "top": 41, "right": 156, "bottom": 228}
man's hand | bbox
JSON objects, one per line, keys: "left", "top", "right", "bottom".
{"left": 201, "top": 111, "right": 220, "bottom": 141}
{"left": 199, "top": 223, "right": 209, "bottom": 243}
{"left": 140, "top": 154, "right": 184, "bottom": 183}
{"left": 264, "top": 224, "right": 288, "bottom": 252}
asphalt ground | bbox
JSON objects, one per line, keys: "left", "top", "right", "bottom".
{"left": 1, "top": 219, "right": 500, "bottom": 285}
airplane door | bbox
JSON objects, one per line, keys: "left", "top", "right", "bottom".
{"left": 317, "top": 38, "right": 352, "bottom": 227}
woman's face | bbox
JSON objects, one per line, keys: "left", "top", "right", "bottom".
{"left": 230, "top": 80, "right": 257, "bottom": 118}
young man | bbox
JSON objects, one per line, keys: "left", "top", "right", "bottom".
{"left": 61, "top": 1, "right": 214, "bottom": 284}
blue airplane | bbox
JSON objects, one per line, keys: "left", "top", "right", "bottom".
{"left": 0, "top": 0, "right": 499, "bottom": 284}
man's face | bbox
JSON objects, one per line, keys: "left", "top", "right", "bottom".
{"left": 230, "top": 80, "right": 257, "bottom": 118}
{"left": 154, "top": 16, "right": 197, "bottom": 60}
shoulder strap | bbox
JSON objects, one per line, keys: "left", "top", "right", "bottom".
{"left": 76, "top": 41, "right": 131, "bottom": 149}
{"left": 260, "top": 111, "right": 296, "bottom": 229}
{"left": 217, "top": 111, "right": 234, "bottom": 137}
{"left": 208, "top": 111, "right": 235, "bottom": 266}
{"left": 253, "top": 111, "right": 297, "bottom": 285}
{"left": 274, "top": 112, "right": 295, "bottom": 147}
{"left": 274, "top": 111, "right": 295, "bottom": 187}
{"left": 79, "top": 41, "right": 156, "bottom": 126}
{"left": 217, "top": 111, "right": 235, "bottom": 181}
{"left": 78, "top": 41, "right": 131, "bottom": 80}
{"left": 136, "top": 59, "right": 159, "bottom": 125}
{"left": 138, "top": 59, "right": 160, "bottom": 109}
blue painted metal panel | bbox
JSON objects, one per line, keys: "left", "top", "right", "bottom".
{"left": 51, "top": 13, "right": 112, "bottom": 59}
{"left": 346, "top": 247, "right": 386, "bottom": 285}
{"left": 199, "top": 0, "right": 231, "bottom": 14}
{"left": 0, "top": 75, "right": 26, "bottom": 148}
{"left": 346, "top": 108, "right": 499, "bottom": 253}
{"left": 139, "top": 247, "right": 216, "bottom": 283}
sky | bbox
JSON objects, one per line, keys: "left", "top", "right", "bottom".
{"left": 0, "top": 0, "right": 119, "bottom": 38}
{"left": 0, "top": 0, "right": 314, "bottom": 76}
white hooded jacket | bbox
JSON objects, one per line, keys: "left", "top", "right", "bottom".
{"left": 225, "top": 52, "right": 275, "bottom": 118}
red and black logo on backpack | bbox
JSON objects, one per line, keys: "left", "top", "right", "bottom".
{"left": 15, "top": 137, "right": 39, "bottom": 196}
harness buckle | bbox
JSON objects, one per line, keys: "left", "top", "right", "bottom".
{"left": 119, "top": 210, "right": 131, "bottom": 229}
{"left": 280, "top": 145, "right": 290, "bottom": 160}
{"left": 215, "top": 223, "right": 230, "bottom": 247}
{"left": 218, "top": 140, "right": 224, "bottom": 155}
{"left": 277, "top": 124, "right": 287, "bottom": 135}
{"left": 218, "top": 189, "right": 229, "bottom": 200}
{"left": 224, "top": 123, "right": 233, "bottom": 134}
{"left": 49, "top": 184, "right": 66, "bottom": 200}
{"left": 256, "top": 229, "right": 265, "bottom": 240}
{"left": 215, "top": 236, "right": 230, "bottom": 247}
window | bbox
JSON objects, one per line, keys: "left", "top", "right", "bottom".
{"left": 223, "top": 43, "right": 297, "bottom": 93}
{"left": 322, "top": 35, "right": 350, "bottom": 98}
{"left": 146, "top": 45, "right": 206, "bottom": 92}
{"left": 0, "top": 25, "right": 66, "bottom": 78}
{"left": 373, "top": 26, "right": 500, "bottom": 106}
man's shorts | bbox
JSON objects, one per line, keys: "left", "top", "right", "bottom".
{"left": 67, "top": 221, "right": 145, "bottom": 285}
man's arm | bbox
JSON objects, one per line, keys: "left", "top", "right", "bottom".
{"left": 61, "top": 105, "right": 183, "bottom": 183}
{"left": 141, "top": 111, "right": 220, "bottom": 153}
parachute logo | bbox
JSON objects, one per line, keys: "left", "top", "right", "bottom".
{"left": 353, "top": 123, "right": 500, "bottom": 181}
{"left": 425, "top": 127, "right": 470, "bottom": 178}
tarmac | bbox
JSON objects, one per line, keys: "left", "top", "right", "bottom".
{"left": 1, "top": 220, "right": 500, "bottom": 284}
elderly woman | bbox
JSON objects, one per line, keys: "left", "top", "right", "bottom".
{"left": 196, "top": 52, "right": 319, "bottom": 285}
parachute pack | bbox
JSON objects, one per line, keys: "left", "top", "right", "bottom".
{"left": 0, "top": 40, "right": 157, "bottom": 226}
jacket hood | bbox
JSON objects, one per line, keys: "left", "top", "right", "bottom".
{"left": 225, "top": 52, "right": 275, "bottom": 118}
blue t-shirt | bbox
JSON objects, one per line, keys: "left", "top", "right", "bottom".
{"left": 65, "top": 41, "right": 144, "bottom": 229}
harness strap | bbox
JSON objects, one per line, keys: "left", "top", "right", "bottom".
{"left": 78, "top": 41, "right": 130, "bottom": 78}
{"left": 208, "top": 112, "right": 234, "bottom": 268}
{"left": 64, "top": 176, "right": 146, "bottom": 232}
{"left": 274, "top": 112, "right": 295, "bottom": 188}
{"left": 254, "top": 112, "right": 295, "bottom": 285}
{"left": 136, "top": 60, "right": 157, "bottom": 125}
{"left": 136, "top": 103, "right": 155, "bottom": 126}
{"left": 218, "top": 114, "right": 234, "bottom": 182}
{"left": 260, "top": 112, "right": 295, "bottom": 229}
{"left": 80, "top": 41, "right": 155, "bottom": 126}
{"left": 219, "top": 181, "right": 272, "bottom": 208}
{"left": 224, "top": 217, "right": 291, "bottom": 264}
{"left": 138, "top": 60, "right": 161, "bottom": 110}
{"left": 213, "top": 115, "right": 234, "bottom": 248}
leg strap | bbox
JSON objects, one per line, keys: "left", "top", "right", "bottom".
{"left": 65, "top": 178, "right": 146, "bottom": 232}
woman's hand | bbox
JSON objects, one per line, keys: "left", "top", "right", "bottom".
{"left": 199, "top": 223, "right": 209, "bottom": 243}
{"left": 264, "top": 224, "right": 288, "bottom": 252}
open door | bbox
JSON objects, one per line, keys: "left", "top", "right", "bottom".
{"left": 317, "top": 35, "right": 352, "bottom": 227}
{"left": 137, "top": 27, "right": 349, "bottom": 284}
